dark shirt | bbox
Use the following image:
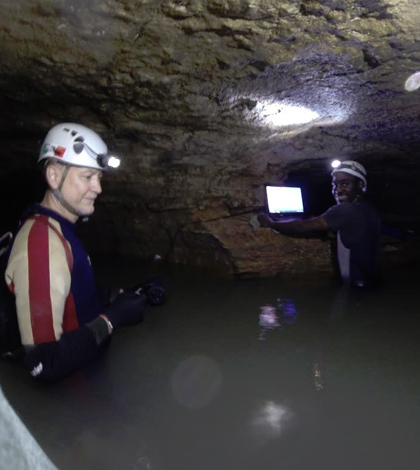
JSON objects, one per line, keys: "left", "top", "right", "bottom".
{"left": 323, "top": 199, "right": 381, "bottom": 287}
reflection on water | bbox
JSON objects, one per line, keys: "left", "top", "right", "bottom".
{"left": 258, "top": 305, "right": 281, "bottom": 341}
{"left": 132, "top": 456, "right": 153, "bottom": 470}
{"left": 277, "top": 298, "right": 298, "bottom": 325}
{"left": 2, "top": 261, "right": 420, "bottom": 470}
{"left": 330, "top": 285, "right": 350, "bottom": 320}
{"left": 258, "top": 298, "right": 299, "bottom": 341}
{"left": 251, "top": 400, "right": 292, "bottom": 439}
{"left": 313, "top": 362, "right": 324, "bottom": 391}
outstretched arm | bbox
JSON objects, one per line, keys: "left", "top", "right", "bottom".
{"left": 257, "top": 213, "right": 330, "bottom": 237}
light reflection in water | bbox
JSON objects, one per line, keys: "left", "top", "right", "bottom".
{"left": 258, "top": 299, "right": 299, "bottom": 340}
{"left": 278, "top": 298, "right": 298, "bottom": 325}
{"left": 313, "top": 362, "right": 324, "bottom": 391}
{"left": 251, "top": 400, "right": 292, "bottom": 439}
{"left": 132, "top": 455, "right": 152, "bottom": 470}
{"left": 258, "top": 305, "right": 281, "bottom": 341}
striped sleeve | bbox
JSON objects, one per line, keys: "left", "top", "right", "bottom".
{"left": 5, "top": 218, "right": 72, "bottom": 346}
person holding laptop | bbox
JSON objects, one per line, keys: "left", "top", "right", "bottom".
{"left": 257, "top": 160, "right": 381, "bottom": 288}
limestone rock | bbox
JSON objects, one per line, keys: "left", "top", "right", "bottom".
{"left": 1, "top": 0, "right": 420, "bottom": 276}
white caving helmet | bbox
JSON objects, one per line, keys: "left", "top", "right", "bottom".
{"left": 331, "top": 160, "right": 367, "bottom": 191}
{"left": 39, "top": 123, "right": 120, "bottom": 170}
{"left": 39, "top": 123, "right": 119, "bottom": 217}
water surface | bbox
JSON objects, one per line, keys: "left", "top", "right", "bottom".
{"left": 1, "top": 260, "right": 420, "bottom": 470}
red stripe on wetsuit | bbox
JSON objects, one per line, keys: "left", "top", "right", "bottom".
{"left": 28, "top": 218, "right": 56, "bottom": 343}
{"left": 27, "top": 217, "right": 79, "bottom": 343}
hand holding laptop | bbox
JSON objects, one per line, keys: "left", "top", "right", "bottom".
{"left": 249, "top": 214, "right": 275, "bottom": 229}
{"left": 249, "top": 185, "right": 305, "bottom": 229}
{"left": 249, "top": 214, "right": 261, "bottom": 229}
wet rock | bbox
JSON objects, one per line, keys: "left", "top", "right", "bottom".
{"left": 1, "top": 0, "right": 420, "bottom": 276}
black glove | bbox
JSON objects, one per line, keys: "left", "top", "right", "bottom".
{"left": 125, "top": 277, "right": 166, "bottom": 306}
{"left": 105, "top": 292, "right": 147, "bottom": 329}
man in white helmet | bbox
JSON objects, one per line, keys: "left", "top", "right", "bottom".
{"left": 258, "top": 160, "right": 381, "bottom": 288}
{"left": 4, "top": 123, "right": 147, "bottom": 382}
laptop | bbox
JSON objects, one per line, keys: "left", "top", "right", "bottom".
{"left": 265, "top": 185, "right": 305, "bottom": 220}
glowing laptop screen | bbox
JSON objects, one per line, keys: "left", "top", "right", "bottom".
{"left": 266, "top": 186, "right": 304, "bottom": 214}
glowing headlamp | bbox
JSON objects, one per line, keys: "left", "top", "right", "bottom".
{"left": 74, "top": 141, "right": 121, "bottom": 169}
{"left": 330, "top": 159, "right": 367, "bottom": 191}
{"left": 97, "top": 154, "right": 121, "bottom": 169}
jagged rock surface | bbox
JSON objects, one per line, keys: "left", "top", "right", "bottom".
{"left": 1, "top": 0, "right": 420, "bottom": 277}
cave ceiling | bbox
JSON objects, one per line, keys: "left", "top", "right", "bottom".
{"left": 1, "top": 0, "right": 420, "bottom": 276}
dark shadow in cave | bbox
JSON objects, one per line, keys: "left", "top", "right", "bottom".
{"left": 0, "top": 169, "right": 46, "bottom": 235}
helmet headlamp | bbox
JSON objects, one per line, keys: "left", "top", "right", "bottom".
{"left": 97, "top": 154, "right": 121, "bottom": 169}
{"left": 39, "top": 123, "right": 121, "bottom": 171}
{"left": 75, "top": 141, "right": 121, "bottom": 170}
{"left": 331, "top": 160, "right": 367, "bottom": 191}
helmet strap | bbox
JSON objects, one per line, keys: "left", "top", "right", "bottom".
{"left": 52, "top": 165, "right": 82, "bottom": 217}
{"left": 52, "top": 189, "right": 81, "bottom": 217}
{"left": 57, "top": 164, "right": 70, "bottom": 192}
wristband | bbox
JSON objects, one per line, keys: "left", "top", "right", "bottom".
{"left": 99, "top": 314, "right": 114, "bottom": 334}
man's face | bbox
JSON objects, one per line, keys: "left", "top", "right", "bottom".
{"left": 332, "top": 172, "right": 363, "bottom": 204}
{"left": 60, "top": 166, "right": 103, "bottom": 216}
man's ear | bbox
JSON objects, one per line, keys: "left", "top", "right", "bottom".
{"left": 44, "top": 164, "right": 62, "bottom": 190}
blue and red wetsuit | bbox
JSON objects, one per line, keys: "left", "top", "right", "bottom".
{"left": 5, "top": 204, "right": 109, "bottom": 381}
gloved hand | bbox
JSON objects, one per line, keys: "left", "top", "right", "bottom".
{"left": 104, "top": 291, "right": 147, "bottom": 329}
{"left": 125, "top": 277, "right": 166, "bottom": 306}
